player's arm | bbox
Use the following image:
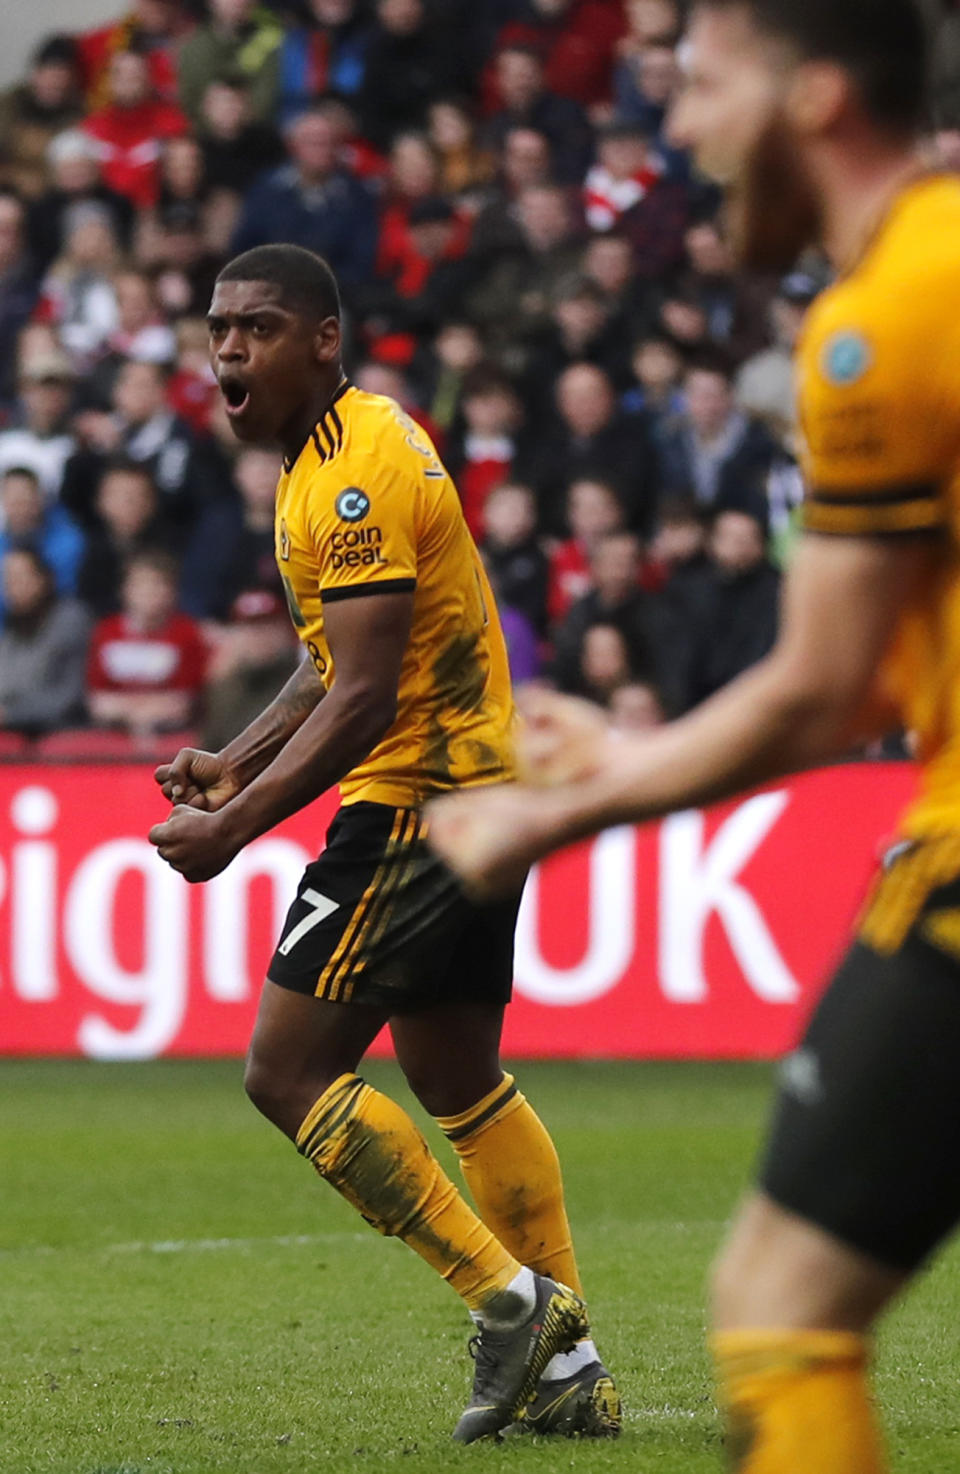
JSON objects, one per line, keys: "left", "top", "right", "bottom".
{"left": 427, "top": 532, "right": 934, "bottom": 894}
{"left": 150, "top": 590, "right": 412, "bottom": 881}
{"left": 154, "top": 658, "right": 326, "bottom": 809}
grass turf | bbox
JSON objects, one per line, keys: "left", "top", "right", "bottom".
{"left": 1, "top": 1059, "right": 958, "bottom": 1473}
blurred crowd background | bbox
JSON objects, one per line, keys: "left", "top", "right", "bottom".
{"left": 1, "top": 0, "right": 956, "bottom": 759}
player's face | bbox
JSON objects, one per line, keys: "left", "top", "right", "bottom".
{"left": 669, "top": 5, "right": 820, "bottom": 269}
{"left": 207, "top": 280, "right": 338, "bottom": 445}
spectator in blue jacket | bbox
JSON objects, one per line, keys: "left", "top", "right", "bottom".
{"left": 0, "top": 465, "right": 85, "bottom": 618}
{"left": 230, "top": 108, "right": 377, "bottom": 290}
{"left": 276, "top": 0, "right": 372, "bottom": 128}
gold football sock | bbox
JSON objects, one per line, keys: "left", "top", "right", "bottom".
{"left": 296, "top": 1074, "right": 522, "bottom": 1314}
{"left": 436, "top": 1073, "right": 582, "bottom": 1295}
{"left": 711, "top": 1329, "right": 888, "bottom": 1472}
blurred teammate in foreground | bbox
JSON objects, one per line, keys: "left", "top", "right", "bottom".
{"left": 147, "top": 243, "right": 618, "bottom": 1442}
{"left": 428, "top": 2, "right": 958, "bottom": 1468}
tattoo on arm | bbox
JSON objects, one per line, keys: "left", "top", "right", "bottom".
{"left": 220, "top": 658, "right": 325, "bottom": 787}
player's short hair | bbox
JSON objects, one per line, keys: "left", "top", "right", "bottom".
{"left": 216, "top": 245, "right": 341, "bottom": 323}
{"left": 695, "top": 0, "right": 929, "bottom": 132}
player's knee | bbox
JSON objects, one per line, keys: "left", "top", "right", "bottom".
{"left": 243, "top": 1055, "right": 289, "bottom": 1126}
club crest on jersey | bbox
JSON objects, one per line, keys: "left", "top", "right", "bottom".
{"left": 336, "top": 487, "right": 371, "bottom": 523}
{"left": 279, "top": 518, "right": 290, "bottom": 561}
{"left": 822, "top": 330, "right": 871, "bottom": 386}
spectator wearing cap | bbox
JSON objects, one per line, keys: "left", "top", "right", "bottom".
{"left": 359, "top": 0, "right": 461, "bottom": 151}
{"left": 178, "top": 0, "right": 285, "bottom": 127}
{"left": 0, "top": 192, "right": 39, "bottom": 408}
{"left": 202, "top": 588, "right": 300, "bottom": 750}
{"left": 484, "top": 0, "right": 628, "bottom": 112}
{"left": 657, "top": 354, "right": 777, "bottom": 516}
{"left": 0, "top": 36, "right": 84, "bottom": 200}
{"left": 517, "top": 361, "right": 658, "bottom": 536}
{"left": 87, "top": 548, "right": 208, "bottom": 738}
{"left": 0, "top": 545, "right": 91, "bottom": 732}
{"left": 735, "top": 272, "right": 819, "bottom": 435}
{"left": 230, "top": 108, "right": 377, "bottom": 291}
{"left": 197, "top": 77, "right": 285, "bottom": 197}
{"left": 0, "top": 466, "right": 86, "bottom": 618}
{"left": 485, "top": 43, "right": 593, "bottom": 185}
{"left": 81, "top": 48, "right": 189, "bottom": 211}
{"left": 77, "top": 0, "right": 187, "bottom": 110}
{"left": 277, "top": 0, "right": 373, "bottom": 128}
{"left": 28, "top": 130, "right": 135, "bottom": 275}
{"left": 0, "top": 350, "right": 76, "bottom": 499}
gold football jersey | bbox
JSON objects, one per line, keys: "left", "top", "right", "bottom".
{"left": 274, "top": 383, "right": 515, "bottom": 808}
{"left": 797, "top": 175, "right": 960, "bottom": 836}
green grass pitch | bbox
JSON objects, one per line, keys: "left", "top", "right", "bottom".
{"left": 2, "top": 1059, "right": 959, "bottom": 1473}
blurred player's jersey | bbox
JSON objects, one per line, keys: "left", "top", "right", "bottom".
{"left": 274, "top": 383, "right": 515, "bottom": 808}
{"left": 797, "top": 175, "right": 960, "bottom": 838}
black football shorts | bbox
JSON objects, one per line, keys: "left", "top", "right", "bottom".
{"left": 267, "top": 800, "right": 521, "bottom": 1012}
{"left": 761, "top": 839, "right": 960, "bottom": 1271}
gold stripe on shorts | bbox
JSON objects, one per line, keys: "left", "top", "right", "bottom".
{"left": 315, "top": 808, "right": 405, "bottom": 1000}
{"left": 339, "top": 811, "right": 424, "bottom": 1002}
{"left": 859, "top": 834, "right": 960, "bottom": 955}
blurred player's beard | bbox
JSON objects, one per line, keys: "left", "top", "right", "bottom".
{"left": 726, "top": 113, "right": 822, "bottom": 272}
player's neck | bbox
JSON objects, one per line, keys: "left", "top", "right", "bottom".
{"left": 279, "top": 371, "right": 346, "bottom": 465}
{"left": 810, "top": 135, "right": 925, "bottom": 274}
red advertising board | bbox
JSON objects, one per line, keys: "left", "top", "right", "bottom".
{"left": 0, "top": 763, "right": 915, "bottom": 1060}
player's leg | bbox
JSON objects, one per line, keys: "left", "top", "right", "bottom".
{"left": 246, "top": 980, "right": 532, "bottom": 1314}
{"left": 707, "top": 875, "right": 960, "bottom": 1473}
{"left": 711, "top": 1195, "right": 899, "bottom": 1473}
{"left": 392, "top": 999, "right": 582, "bottom": 1292}
{"left": 250, "top": 803, "right": 588, "bottom": 1439}
{"left": 391, "top": 896, "right": 619, "bottom": 1437}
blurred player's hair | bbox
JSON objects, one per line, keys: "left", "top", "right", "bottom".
{"left": 696, "top": 0, "right": 929, "bottom": 132}
{"left": 217, "top": 245, "right": 341, "bottom": 323}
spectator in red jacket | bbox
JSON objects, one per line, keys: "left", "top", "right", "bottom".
{"left": 87, "top": 547, "right": 207, "bottom": 736}
{"left": 82, "top": 48, "right": 188, "bottom": 211}
{"left": 77, "top": 0, "right": 188, "bottom": 110}
{"left": 485, "top": 0, "right": 627, "bottom": 112}
{"left": 547, "top": 475, "right": 626, "bottom": 624}
{"left": 446, "top": 368, "right": 523, "bottom": 540}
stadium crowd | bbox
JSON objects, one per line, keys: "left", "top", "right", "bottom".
{"left": 0, "top": 0, "right": 956, "bottom": 757}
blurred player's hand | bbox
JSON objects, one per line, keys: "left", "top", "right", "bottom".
{"left": 148, "top": 804, "right": 242, "bottom": 884}
{"left": 517, "top": 687, "right": 613, "bottom": 787}
{"left": 427, "top": 782, "right": 570, "bottom": 901}
{"left": 154, "top": 748, "right": 240, "bottom": 812}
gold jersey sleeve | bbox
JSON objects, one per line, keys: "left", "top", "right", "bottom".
{"left": 274, "top": 386, "right": 515, "bottom": 809}
{"left": 797, "top": 177, "right": 960, "bottom": 539}
{"left": 796, "top": 177, "right": 960, "bottom": 839}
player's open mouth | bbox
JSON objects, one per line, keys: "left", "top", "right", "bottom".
{"left": 220, "top": 377, "right": 251, "bottom": 417}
